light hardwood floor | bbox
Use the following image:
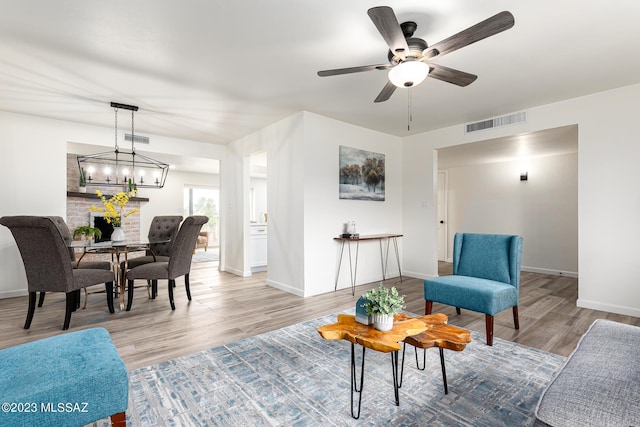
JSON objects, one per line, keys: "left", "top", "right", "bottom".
{"left": 1, "top": 261, "right": 639, "bottom": 370}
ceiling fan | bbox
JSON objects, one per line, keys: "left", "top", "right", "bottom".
{"left": 318, "top": 6, "right": 515, "bottom": 103}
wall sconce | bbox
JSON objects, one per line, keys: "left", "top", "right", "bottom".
{"left": 520, "top": 172, "right": 528, "bottom": 181}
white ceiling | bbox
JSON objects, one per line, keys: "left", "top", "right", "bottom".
{"left": 1, "top": 1, "right": 639, "bottom": 148}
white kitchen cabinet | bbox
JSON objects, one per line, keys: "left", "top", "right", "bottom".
{"left": 250, "top": 225, "right": 267, "bottom": 272}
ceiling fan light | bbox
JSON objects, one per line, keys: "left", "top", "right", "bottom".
{"left": 388, "top": 61, "right": 430, "bottom": 88}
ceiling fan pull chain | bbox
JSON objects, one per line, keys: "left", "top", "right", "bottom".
{"left": 407, "top": 87, "right": 413, "bottom": 131}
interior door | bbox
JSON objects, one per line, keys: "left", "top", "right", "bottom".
{"left": 437, "top": 171, "right": 448, "bottom": 261}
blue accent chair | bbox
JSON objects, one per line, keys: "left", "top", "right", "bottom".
{"left": 424, "top": 233, "right": 523, "bottom": 346}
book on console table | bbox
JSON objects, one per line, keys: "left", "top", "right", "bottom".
{"left": 341, "top": 233, "right": 359, "bottom": 239}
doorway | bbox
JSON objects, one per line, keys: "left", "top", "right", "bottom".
{"left": 184, "top": 186, "right": 220, "bottom": 264}
{"left": 437, "top": 171, "right": 448, "bottom": 261}
{"left": 249, "top": 152, "right": 268, "bottom": 273}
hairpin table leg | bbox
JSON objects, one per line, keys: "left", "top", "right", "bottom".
{"left": 350, "top": 343, "right": 366, "bottom": 419}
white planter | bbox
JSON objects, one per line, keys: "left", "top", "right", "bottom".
{"left": 111, "top": 227, "right": 125, "bottom": 242}
{"left": 78, "top": 186, "right": 87, "bottom": 193}
{"left": 373, "top": 313, "right": 394, "bottom": 332}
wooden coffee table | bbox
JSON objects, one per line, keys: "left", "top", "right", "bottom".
{"left": 400, "top": 313, "right": 472, "bottom": 394}
{"left": 318, "top": 312, "right": 472, "bottom": 418}
{"left": 318, "top": 313, "right": 426, "bottom": 419}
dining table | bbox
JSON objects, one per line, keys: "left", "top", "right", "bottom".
{"left": 70, "top": 239, "right": 168, "bottom": 310}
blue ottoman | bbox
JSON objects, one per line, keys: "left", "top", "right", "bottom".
{"left": 0, "top": 328, "right": 128, "bottom": 427}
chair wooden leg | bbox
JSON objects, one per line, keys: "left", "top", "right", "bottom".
{"left": 24, "top": 291, "right": 37, "bottom": 329}
{"left": 456, "top": 307, "right": 461, "bottom": 315}
{"left": 106, "top": 282, "right": 115, "bottom": 313}
{"left": 485, "top": 314, "right": 494, "bottom": 346}
{"left": 110, "top": 411, "right": 126, "bottom": 426}
{"left": 168, "top": 279, "right": 176, "bottom": 310}
{"left": 126, "top": 280, "right": 134, "bottom": 312}
{"left": 185, "top": 274, "right": 191, "bottom": 301}
{"left": 37, "top": 292, "right": 46, "bottom": 307}
{"left": 425, "top": 300, "right": 433, "bottom": 315}
{"left": 152, "top": 280, "right": 158, "bottom": 298}
{"left": 63, "top": 292, "right": 77, "bottom": 330}
{"left": 513, "top": 306, "right": 520, "bottom": 330}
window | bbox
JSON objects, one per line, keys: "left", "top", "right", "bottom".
{"left": 184, "top": 186, "right": 219, "bottom": 247}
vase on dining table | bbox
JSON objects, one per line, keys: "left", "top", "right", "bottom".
{"left": 111, "top": 226, "right": 125, "bottom": 242}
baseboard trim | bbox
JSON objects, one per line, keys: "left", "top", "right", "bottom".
{"left": 521, "top": 266, "right": 578, "bottom": 278}
{"left": 402, "top": 270, "right": 439, "bottom": 281}
{"left": 0, "top": 289, "right": 27, "bottom": 299}
{"left": 577, "top": 299, "right": 640, "bottom": 317}
{"left": 266, "top": 279, "right": 304, "bottom": 297}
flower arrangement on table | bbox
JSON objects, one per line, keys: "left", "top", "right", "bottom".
{"left": 88, "top": 190, "right": 139, "bottom": 227}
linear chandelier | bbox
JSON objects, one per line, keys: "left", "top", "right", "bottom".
{"left": 77, "top": 102, "right": 169, "bottom": 189}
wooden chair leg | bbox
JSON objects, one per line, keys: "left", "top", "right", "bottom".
{"left": 485, "top": 314, "right": 494, "bottom": 346}
{"left": 425, "top": 300, "right": 433, "bottom": 315}
{"left": 513, "top": 306, "right": 520, "bottom": 330}
{"left": 168, "top": 279, "right": 176, "bottom": 310}
{"left": 456, "top": 307, "right": 461, "bottom": 315}
{"left": 24, "top": 291, "right": 37, "bottom": 329}
{"left": 37, "top": 291, "right": 46, "bottom": 307}
{"left": 63, "top": 292, "right": 76, "bottom": 330}
{"left": 185, "top": 274, "right": 191, "bottom": 301}
{"left": 110, "top": 411, "right": 126, "bottom": 426}
{"left": 106, "top": 282, "right": 115, "bottom": 313}
{"left": 126, "top": 280, "right": 134, "bottom": 312}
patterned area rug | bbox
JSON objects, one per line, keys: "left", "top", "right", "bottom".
{"left": 95, "top": 312, "right": 565, "bottom": 426}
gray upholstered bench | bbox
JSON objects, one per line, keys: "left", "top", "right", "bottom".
{"left": 534, "top": 319, "right": 640, "bottom": 426}
{"left": 0, "top": 328, "right": 128, "bottom": 426}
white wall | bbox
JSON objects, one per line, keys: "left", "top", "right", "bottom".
{"left": 443, "top": 152, "right": 578, "bottom": 275}
{"left": 225, "top": 113, "right": 305, "bottom": 287}
{"left": 302, "top": 112, "right": 403, "bottom": 296}
{"left": 228, "top": 111, "right": 402, "bottom": 297}
{"left": 0, "top": 111, "right": 224, "bottom": 298}
{"left": 403, "top": 82, "right": 640, "bottom": 317}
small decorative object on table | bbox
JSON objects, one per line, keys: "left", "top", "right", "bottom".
{"left": 355, "top": 295, "right": 373, "bottom": 325}
{"left": 341, "top": 220, "right": 359, "bottom": 238}
{"left": 89, "top": 190, "right": 139, "bottom": 242}
{"left": 361, "top": 283, "right": 405, "bottom": 331}
{"left": 72, "top": 224, "right": 102, "bottom": 243}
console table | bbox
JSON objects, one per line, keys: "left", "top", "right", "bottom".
{"left": 334, "top": 234, "right": 403, "bottom": 295}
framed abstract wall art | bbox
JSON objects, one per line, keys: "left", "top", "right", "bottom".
{"left": 339, "top": 146, "right": 385, "bottom": 201}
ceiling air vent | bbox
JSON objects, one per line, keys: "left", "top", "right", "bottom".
{"left": 124, "top": 133, "right": 150, "bottom": 145}
{"left": 465, "top": 111, "right": 527, "bottom": 134}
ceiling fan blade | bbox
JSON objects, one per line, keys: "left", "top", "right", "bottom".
{"left": 423, "top": 11, "right": 514, "bottom": 59}
{"left": 367, "top": 6, "right": 409, "bottom": 60}
{"left": 374, "top": 80, "right": 397, "bottom": 103}
{"left": 427, "top": 63, "right": 477, "bottom": 87}
{"left": 318, "top": 63, "right": 391, "bottom": 77}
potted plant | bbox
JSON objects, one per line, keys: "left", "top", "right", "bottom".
{"left": 79, "top": 167, "right": 87, "bottom": 193}
{"left": 361, "top": 283, "right": 406, "bottom": 331}
{"left": 73, "top": 225, "right": 102, "bottom": 242}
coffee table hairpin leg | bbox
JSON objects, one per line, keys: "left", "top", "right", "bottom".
{"left": 401, "top": 343, "right": 449, "bottom": 394}
{"left": 350, "top": 343, "right": 365, "bottom": 419}
{"left": 350, "top": 343, "right": 402, "bottom": 419}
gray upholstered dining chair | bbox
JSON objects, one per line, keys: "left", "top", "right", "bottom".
{"left": 125, "top": 215, "right": 208, "bottom": 311}
{"left": 0, "top": 216, "right": 116, "bottom": 330}
{"left": 44, "top": 216, "right": 112, "bottom": 307}
{"left": 118, "top": 215, "right": 182, "bottom": 284}
{"left": 119, "top": 215, "right": 182, "bottom": 301}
